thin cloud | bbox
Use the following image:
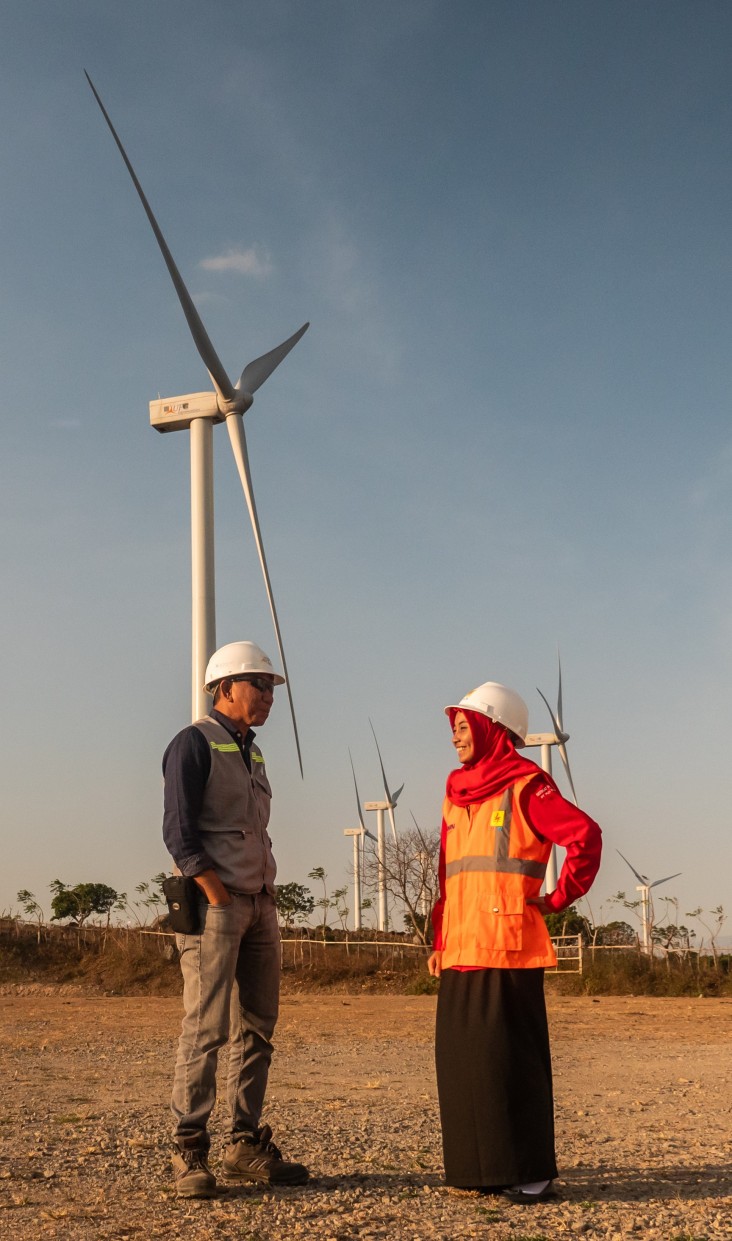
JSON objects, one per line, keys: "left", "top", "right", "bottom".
{"left": 199, "top": 246, "right": 273, "bottom": 278}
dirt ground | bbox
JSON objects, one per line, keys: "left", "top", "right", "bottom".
{"left": 0, "top": 990, "right": 730, "bottom": 1239}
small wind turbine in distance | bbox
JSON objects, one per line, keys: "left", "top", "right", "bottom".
{"left": 345, "top": 751, "right": 377, "bottom": 932}
{"left": 85, "top": 74, "right": 308, "bottom": 771}
{"left": 523, "top": 654, "right": 579, "bottom": 892}
{"left": 363, "top": 721, "right": 404, "bottom": 933}
{"left": 617, "top": 850, "right": 682, "bottom": 956}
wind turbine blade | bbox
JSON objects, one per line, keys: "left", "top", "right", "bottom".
{"left": 236, "top": 323, "right": 309, "bottom": 395}
{"left": 369, "top": 719, "right": 401, "bottom": 842}
{"left": 369, "top": 719, "right": 393, "bottom": 802}
{"left": 556, "top": 740, "right": 578, "bottom": 806}
{"left": 617, "top": 849, "right": 648, "bottom": 886}
{"left": 650, "top": 872, "right": 682, "bottom": 890}
{"left": 386, "top": 806, "right": 398, "bottom": 845}
{"left": 537, "top": 688, "right": 569, "bottom": 744}
{"left": 348, "top": 750, "right": 367, "bottom": 832}
{"left": 85, "top": 72, "right": 234, "bottom": 403}
{"left": 556, "top": 650, "right": 564, "bottom": 734}
{"left": 225, "top": 412, "right": 302, "bottom": 775}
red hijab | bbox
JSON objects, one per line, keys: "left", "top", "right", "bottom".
{"left": 445, "top": 708, "right": 552, "bottom": 806}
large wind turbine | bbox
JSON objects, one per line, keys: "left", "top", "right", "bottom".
{"left": 86, "top": 74, "right": 307, "bottom": 771}
{"left": 345, "top": 751, "right": 377, "bottom": 931}
{"left": 524, "top": 655, "right": 578, "bottom": 892}
{"left": 617, "top": 850, "right": 682, "bottom": 955}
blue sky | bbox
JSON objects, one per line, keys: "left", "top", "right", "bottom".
{"left": 2, "top": 2, "right": 731, "bottom": 943}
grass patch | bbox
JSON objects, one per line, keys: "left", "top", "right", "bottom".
{"left": 3, "top": 924, "right": 730, "bottom": 997}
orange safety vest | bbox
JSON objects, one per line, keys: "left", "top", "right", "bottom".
{"left": 440, "top": 774, "right": 557, "bottom": 969}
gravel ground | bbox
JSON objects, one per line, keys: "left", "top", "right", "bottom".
{"left": 0, "top": 990, "right": 729, "bottom": 1240}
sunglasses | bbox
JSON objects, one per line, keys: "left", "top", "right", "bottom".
{"left": 231, "top": 675, "right": 276, "bottom": 694}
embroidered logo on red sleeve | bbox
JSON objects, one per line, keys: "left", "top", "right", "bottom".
{"left": 534, "top": 782, "right": 555, "bottom": 800}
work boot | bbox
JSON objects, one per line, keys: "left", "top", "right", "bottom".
{"left": 221, "top": 1124, "right": 309, "bottom": 1186}
{"left": 171, "top": 1148, "right": 217, "bottom": 1198}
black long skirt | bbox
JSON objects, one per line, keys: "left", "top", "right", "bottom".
{"left": 435, "top": 967, "right": 558, "bottom": 1188}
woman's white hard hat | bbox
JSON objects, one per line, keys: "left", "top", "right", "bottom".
{"left": 444, "top": 681, "right": 529, "bottom": 744}
{"left": 203, "top": 641, "right": 286, "bottom": 692}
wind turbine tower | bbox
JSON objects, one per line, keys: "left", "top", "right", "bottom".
{"left": 343, "top": 830, "right": 366, "bottom": 930}
{"left": 346, "top": 754, "right": 377, "bottom": 932}
{"left": 617, "top": 851, "right": 682, "bottom": 955}
{"left": 364, "top": 722, "right": 403, "bottom": 933}
{"left": 86, "top": 76, "right": 307, "bottom": 767}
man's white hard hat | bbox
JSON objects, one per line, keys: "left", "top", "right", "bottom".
{"left": 444, "top": 681, "right": 529, "bottom": 744}
{"left": 203, "top": 641, "right": 286, "bottom": 693}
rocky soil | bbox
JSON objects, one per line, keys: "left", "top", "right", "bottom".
{"left": 0, "top": 991, "right": 729, "bottom": 1239}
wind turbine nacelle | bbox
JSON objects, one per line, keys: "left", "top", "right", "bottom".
{"left": 524, "top": 732, "right": 557, "bottom": 747}
{"left": 149, "top": 392, "right": 225, "bottom": 433}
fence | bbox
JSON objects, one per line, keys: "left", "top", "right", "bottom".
{"left": 281, "top": 933, "right": 586, "bottom": 973}
{"left": 5, "top": 919, "right": 586, "bottom": 973}
{"left": 547, "top": 933, "right": 583, "bottom": 974}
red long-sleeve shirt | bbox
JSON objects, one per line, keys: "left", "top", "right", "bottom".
{"left": 432, "top": 773, "right": 602, "bottom": 951}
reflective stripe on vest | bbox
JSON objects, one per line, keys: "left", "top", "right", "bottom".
{"left": 444, "top": 786, "right": 548, "bottom": 881}
{"left": 208, "top": 740, "right": 266, "bottom": 764}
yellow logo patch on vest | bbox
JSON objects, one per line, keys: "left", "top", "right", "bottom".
{"left": 490, "top": 810, "right": 505, "bottom": 828}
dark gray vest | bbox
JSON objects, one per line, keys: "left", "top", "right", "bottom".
{"left": 193, "top": 715, "right": 276, "bottom": 894}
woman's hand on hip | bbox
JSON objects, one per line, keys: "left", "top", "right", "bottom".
{"left": 527, "top": 896, "right": 551, "bottom": 915}
{"left": 427, "top": 950, "right": 443, "bottom": 977}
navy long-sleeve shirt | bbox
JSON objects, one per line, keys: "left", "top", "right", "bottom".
{"left": 162, "top": 709, "right": 256, "bottom": 877}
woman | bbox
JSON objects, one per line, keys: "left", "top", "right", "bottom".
{"left": 428, "top": 681, "right": 602, "bottom": 1202}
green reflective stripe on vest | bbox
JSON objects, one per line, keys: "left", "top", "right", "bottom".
{"left": 209, "top": 741, "right": 240, "bottom": 753}
{"left": 251, "top": 753, "right": 265, "bottom": 764}
{"left": 445, "top": 855, "right": 547, "bottom": 880}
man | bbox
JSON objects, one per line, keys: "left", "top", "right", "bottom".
{"left": 162, "top": 640, "right": 308, "bottom": 1198}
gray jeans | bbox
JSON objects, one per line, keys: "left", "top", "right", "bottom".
{"left": 171, "top": 890, "right": 280, "bottom": 1151}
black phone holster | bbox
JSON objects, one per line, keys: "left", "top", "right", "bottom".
{"left": 162, "top": 875, "right": 201, "bottom": 935}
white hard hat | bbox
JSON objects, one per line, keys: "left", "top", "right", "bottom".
{"left": 203, "top": 641, "right": 285, "bottom": 693}
{"left": 445, "top": 681, "right": 529, "bottom": 744}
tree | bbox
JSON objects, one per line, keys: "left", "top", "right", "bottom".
{"left": 687, "top": 905, "right": 727, "bottom": 966}
{"left": 594, "top": 919, "right": 638, "bottom": 947}
{"left": 16, "top": 889, "right": 45, "bottom": 942}
{"left": 543, "top": 905, "right": 591, "bottom": 941}
{"left": 49, "top": 880, "right": 122, "bottom": 927}
{"left": 651, "top": 922, "right": 695, "bottom": 954}
{"left": 331, "top": 886, "right": 349, "bottom": 933}
{"left": 608, "top": 890, "right": 651, "bottom": 948}
{"left": 307, "top": 867, "right": 331, "bottom": 938}
{"left": 362, "top": 824, "right": 441, "bottom": 945}
{"left": 274, "top": 882, "right": 314, "bottom": 931}
{"left": 132, "top": 873, "right": 168, "bottom": 925}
